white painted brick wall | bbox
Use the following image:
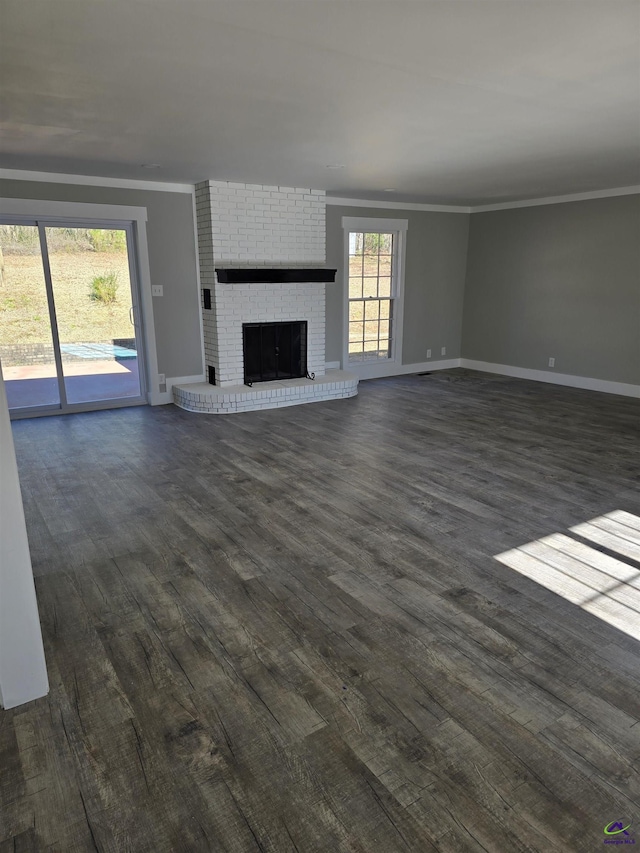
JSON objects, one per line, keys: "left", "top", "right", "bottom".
{"left": 194, "top": 180, "right": 327, "bottom": 386}
{"left": 215, "top": 281, "right": 325, "bottom": 386}
{"left": 200, "top": 180, "right": 326, "bottom": 266}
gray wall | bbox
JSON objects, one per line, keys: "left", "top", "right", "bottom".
{"left": 4, "top": 180, "right": 637, "bottom": 388}
{"left": 326, "top": 205, "right": 470, "bottom": 365}
{"left": 0, "top": 179, "right": 202, "bottom": 380}
{"left": 462, "top": 195, "right": 640, "bottom": 385}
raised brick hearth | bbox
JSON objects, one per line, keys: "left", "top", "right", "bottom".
{"left": 173, "top": 369, "right": 357, "bottom": 414}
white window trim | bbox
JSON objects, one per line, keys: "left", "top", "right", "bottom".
{"left": 342, "top": 216, "right": 408, "bottom": 380}
{"left": 0, "top": 198, "right": 161, "bottom": 405}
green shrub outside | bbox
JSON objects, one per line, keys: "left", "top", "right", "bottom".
{"left": 89, "top": 271, "right": 119, "bottom": 304}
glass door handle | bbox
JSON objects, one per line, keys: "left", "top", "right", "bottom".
{"left": 129, "top": 306, "right": 135, "bottom": 325}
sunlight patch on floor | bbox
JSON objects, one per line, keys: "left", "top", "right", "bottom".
{"left": 570, "top": 510, "right": 640, "bottom": 563}
{"left": 495, "top": 511, "right": 640, "bottom": 643}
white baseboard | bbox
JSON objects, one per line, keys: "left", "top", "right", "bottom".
{"left": 149, "top": 374, "right": 206, "bottom": 406}
{"left": 350, "top": 356, "right": 639, "bottom": 398}
{"left": 357, "top": 358, "right": 461, "bottom": 380}
{"left": 150, "top": 362, "right": 639, "bottom": 404}
{"left": 460, "top": 359, "right": 640, "bottom": 399}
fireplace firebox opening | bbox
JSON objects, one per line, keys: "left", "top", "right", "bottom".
{"left": 243, "top": 321, "right": 307, "bottom": 385}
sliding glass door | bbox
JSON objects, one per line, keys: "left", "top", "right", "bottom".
{"left": 45, "top": 226, "right": 143, "bottom": 406}
{"left": 0, "top": 220, "right": 146, "bottom": 417}
{"left": 0, "top": 225, "right": 61, "bottom": 410}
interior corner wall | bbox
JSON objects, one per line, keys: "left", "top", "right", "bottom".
{"left": 0, "top": 363, "right": 48, "bottom": 709}
{"left": 462, "top": 194, "right": 640, "bottom": 385}
{"left": 0, "top": 179, "right": 203, "bottom": 383}
{"left": 325, "top": 205, "right": 470, "bottom": 366}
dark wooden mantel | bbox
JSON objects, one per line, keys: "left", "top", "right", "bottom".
{"left": 215, "top": 268, "right": 337, "bottom": 284}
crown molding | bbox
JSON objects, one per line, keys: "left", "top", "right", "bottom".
{"left": 471, "top": 185, "right": 640, "bottom": 213}
{"left": 1, "top": 170, "right": 637, "bottom": 210}
{"left": 0, "top": 168, "right": 194, "bottom": 194}
{"left": 325, "top": 196, "right": 470, "bottom": 213}
{"left": 326, "top": 185, "right": 640, "bottom": 214}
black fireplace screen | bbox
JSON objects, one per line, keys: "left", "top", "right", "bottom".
{"left": 243, "top": 321, "right": 307, "bottom": 384}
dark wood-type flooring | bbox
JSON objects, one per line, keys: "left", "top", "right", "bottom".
{"left": 2, "top": 369, "right": 640, "bottom": 852}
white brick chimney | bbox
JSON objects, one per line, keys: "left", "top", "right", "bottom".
{"left": 195, "top": 181, "right": 329, "bottom": 387}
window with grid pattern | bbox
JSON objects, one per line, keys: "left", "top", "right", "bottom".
{"left": 347, "top": 231, "right": 395, "bottom": 362}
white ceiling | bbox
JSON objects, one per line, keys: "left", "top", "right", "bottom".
{"left": 1, "top": 0, "right": 639, "bottom": 205}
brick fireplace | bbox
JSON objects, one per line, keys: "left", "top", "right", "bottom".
{"left": 172, "top": 180, "right": 358, "bottom": 413}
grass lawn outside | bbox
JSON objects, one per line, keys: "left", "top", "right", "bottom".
{"left": 0, "top": 250, "right": 134, "bottom": 349}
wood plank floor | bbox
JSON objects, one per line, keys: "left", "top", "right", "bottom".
{"left": 2, "top": 369, "right": 639, "bottom": 852}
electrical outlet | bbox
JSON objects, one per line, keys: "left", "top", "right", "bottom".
{"left": 426, "top": 349, "right": 431, "bottom": 359}
{"left": 441, "top": 346, "right": 446, "bottom": 356}
{"left": 548, "top": 357, "right": 555, "bottom": 368}
{"left": 151, "top": 285, "right": 163, "bottom": 297}
{"left": 158, "top": 373, "right": 165, "bottom": 385}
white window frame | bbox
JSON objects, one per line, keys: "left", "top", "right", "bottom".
{"left": 342, "top": 216, "right": 408, "bottom": 380}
